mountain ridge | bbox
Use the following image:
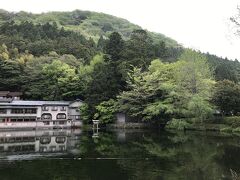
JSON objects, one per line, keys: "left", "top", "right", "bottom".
{"left": 0, "top": 9, "right": 178, "bottom": 47}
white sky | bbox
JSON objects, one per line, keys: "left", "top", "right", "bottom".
{"left": 1, "top": 0, "right": 240, "bottom": 60}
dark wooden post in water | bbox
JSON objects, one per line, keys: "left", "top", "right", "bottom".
{"left": 92, "top": 120, "right": 100, "bottom": 138}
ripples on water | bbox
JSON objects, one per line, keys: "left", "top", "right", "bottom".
{"left": 0, "top": 129, "right": 239, "bottom": 179}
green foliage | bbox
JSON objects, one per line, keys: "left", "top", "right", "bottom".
{"left": 79, "top": 103, "right": 91, "bottom": 124}
{"left": 174, "top": 50, "right": 215, "bottom": 120}
{"left": 176, "top": 49, "right": 214, "bottom": 97}
{"left": 165, "top": 119, "right": 191, "bottom": 130}
{"left": 105, "top": 32, "right": 124, "bottom": 61}
{"left": 94, "top": 99, "right": 119, "bottom": 124}
{"left": 0, "top": 60, "right": 23, "bottom": 91}
{"left": 118, "top": 49, "right": 215, "bottom": 123}
{"left": 118, "top": 59, "right": 181, "bottom": 123}
{"left": 122, "top": 29, "right": 155, "bottom": 68}
{"left": 0, "top": 10, "right": 239, "bottom": 126}
{"left": 212, "top": 80, "right": 240, "bottom": 116}
{"left": 78, "top": 54, "right": 121, "bottom": 106}
{"left": 0, "top": 21, "right": 96, "bottom": 61}
{"left": 187, "top": 95, "right": 213, "bottom": 122}
{"left": 232, "top": 127, "right": 240, "bottom": 133}
{"left": 206, "top": 53, "right": 240, "bottom": 83}
{"left": 0, "top": 10, "right": 178, "bottom": 46}
{"left": 220, "top": 127, "right": 233, "bottom": 133}
{"left": 24, "top": 59, "right": 79, "bottom": 100}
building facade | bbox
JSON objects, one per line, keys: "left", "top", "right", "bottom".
{"left": 0, "top": 99, "right": 83, "bottom": 130}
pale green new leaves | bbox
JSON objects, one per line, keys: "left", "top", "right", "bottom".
{"left": 176, "top": 49, "right": 215, "bottom": 99}
{"left": 118, "top": 59, "right": 179, "bottom": 122}
{"left": 118, "top": 49, "right": 215, "bottom": 122}
{"left": 42, "top": 60, "right": 78, "bottom": 99}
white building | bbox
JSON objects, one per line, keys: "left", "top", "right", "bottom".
{"left": 0, "top": 99, "right": 83, "bottom": 130}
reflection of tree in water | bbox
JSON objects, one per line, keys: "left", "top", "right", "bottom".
{"left": 79, "top": 130, "right": 240, "bottom": 179}
{"left": 0, "top": 131, "right": 239, "bottom": 179}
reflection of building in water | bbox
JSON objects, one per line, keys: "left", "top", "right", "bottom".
{"left": 0, "top": 97, "right": 83, "bottom": 129}
{"left": 0, "top": 130, "right": 81, "bottom": 158}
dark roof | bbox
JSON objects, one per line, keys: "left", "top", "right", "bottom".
{"left": 0, "top": 91, "right": 22, "bottom": 97}
{"left": 0, "top": 91, "right": 10, "bottom": 96}
{"left": 0, "top": 100, "right": 70, "bottom": 106}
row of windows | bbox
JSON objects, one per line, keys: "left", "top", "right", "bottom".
{"left": 0, "top": 118, "right": 36, "bottom": 122}
{"left": 11, "top": 108, "right": 37, "bottom": 114}
{"left": 0, "top": 137, "right": 35, "bottom": 143}
{"left": 0, "top": 109, "right": 7, "bottom": 114}
{"left": 0, "top": 106, "right": 69, "bottom": 114}
{"left": 41, "top": 113, "right": 67, "bottom": 120}
{"left": 41, "top": 114, "right": 81, "bottom": 120}
{"left": 43, "top": 121, "right": 67, "bottom": 125}
{"left": 11, "top": 118, "right": 36, "bottom": 122}
{"left": 39, "top": 145, "right": 66, "bottom": 152}
{"left": 42, "top": 106, "right": 67, "bottom": 111}
{"left": 40, "top": 137, "right": 66, "bottom": 144}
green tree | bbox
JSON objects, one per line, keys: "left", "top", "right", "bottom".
{"left": 212, "top": 80, "right": 240, "bottom": 115}
{"left": 104, "top": 32, "right": 123, "bottom": 61}
{"left": 118, "top": 59, "right": 180, "bottom": 123}
{"left": 25, "top": 60, "right": 78, "bottom": 100}
{"left": 123, "top": 29, "right": 154, "bottom": 68}
{"left": 175, "top": 49, "right": 214, "bottom": 120}
{"left": 94, "top": 99, "right": 119, "bottom": 124}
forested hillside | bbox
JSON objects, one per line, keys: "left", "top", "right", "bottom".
{"left": 0, "top": 9, "right": 239, "bottom": 124}
{"left": 0, "top": 9, "right": 178, "bottom": 46}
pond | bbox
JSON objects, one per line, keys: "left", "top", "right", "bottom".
{"left": 0, "top": 129, "right": 239, "bottom": 180}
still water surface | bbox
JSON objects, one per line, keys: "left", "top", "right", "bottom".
{"left": 0, "top": 129, "right": 239, "bottom": 180}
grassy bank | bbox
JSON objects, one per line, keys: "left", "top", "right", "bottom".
{"left": 165, "top": 116, "right": 240, "bottom": 133}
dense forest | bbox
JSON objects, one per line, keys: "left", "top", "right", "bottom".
{"left": 0, "top": 9, "right": 239, "bottom": 126}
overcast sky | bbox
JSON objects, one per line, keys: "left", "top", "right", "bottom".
{"left": 1, "top": 0, "right": 240, "bottom": 60}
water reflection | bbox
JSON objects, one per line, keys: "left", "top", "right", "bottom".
{"left": 0, "top": 129, "right": 81, "bottom": 160}
{"left": 0, "top": 129, "right": 239, "bottom": 179}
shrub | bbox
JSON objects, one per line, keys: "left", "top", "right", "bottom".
{"left": 220, "top": 127, "right": 233, "bottom": 133}
{"left": 233, "top": 127, "right": 240, "bottom": 133}
{"left": 223, "top": 116, "right": 240, "bottom": 127}
{"left": 94, "top": 99, "right": 119, "bottom": 124}
{"left": 165, "top": 119, "right": 191, "bottom": 130}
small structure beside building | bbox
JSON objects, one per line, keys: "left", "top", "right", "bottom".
{"left": 0, "top": 91, "right": 22, "bottom": 100}
{"left": 0, "top": 94, "right": 83, "bottom": 130}
{"left": 116, "top": 113, "right": 127, "bottom": 124}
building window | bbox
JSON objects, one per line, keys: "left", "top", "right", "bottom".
{"left": 11, "top": 109, "right": 24, "bottom": 114}
{"left": 42, "top": 106, "right": 49, "bottom": 111}
{"left": 43, "top": 121, "right": 50, "bottom": 125}
{"left": 59, "top": 145, "right": 65, "bottom": 151}
{"left": 42, "top": 114, "right": 52, "bottom": 120}
{"left": 59, "top": 121, "right": 66, "bottom": 125}
{"left": 39, "top": 146, "right": 47, "bottom": 152}
{"left": 0, "top": 109, "right": 7, "bottom": 114}
{"left": 60, "top": 106, "right": 66, "bottom": 111}
{"left": 17, "top": 119, "right": 23, "bottom": 122}
{"left": 25, "top": 108, "right": 37, "bottom": 114}
{"left": 40, "top": 137, "right": 51, "bottom": 144}
{"left": 57, "top": 113, "right": 66, "bottom": 119}
{"left": 75, "top": 115, "right": 80, "bottom": 120}
{"left": 10, "top": 108, "right": 37, "bottom": 114}
{"left": 51, "top": 106, "right": 58, "bottom": 111}
{"left": 55, "top": 137, "right": 66, "bottom": 144}
{"left": 50, "top": 146, "right": 56, "bottom": 152}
